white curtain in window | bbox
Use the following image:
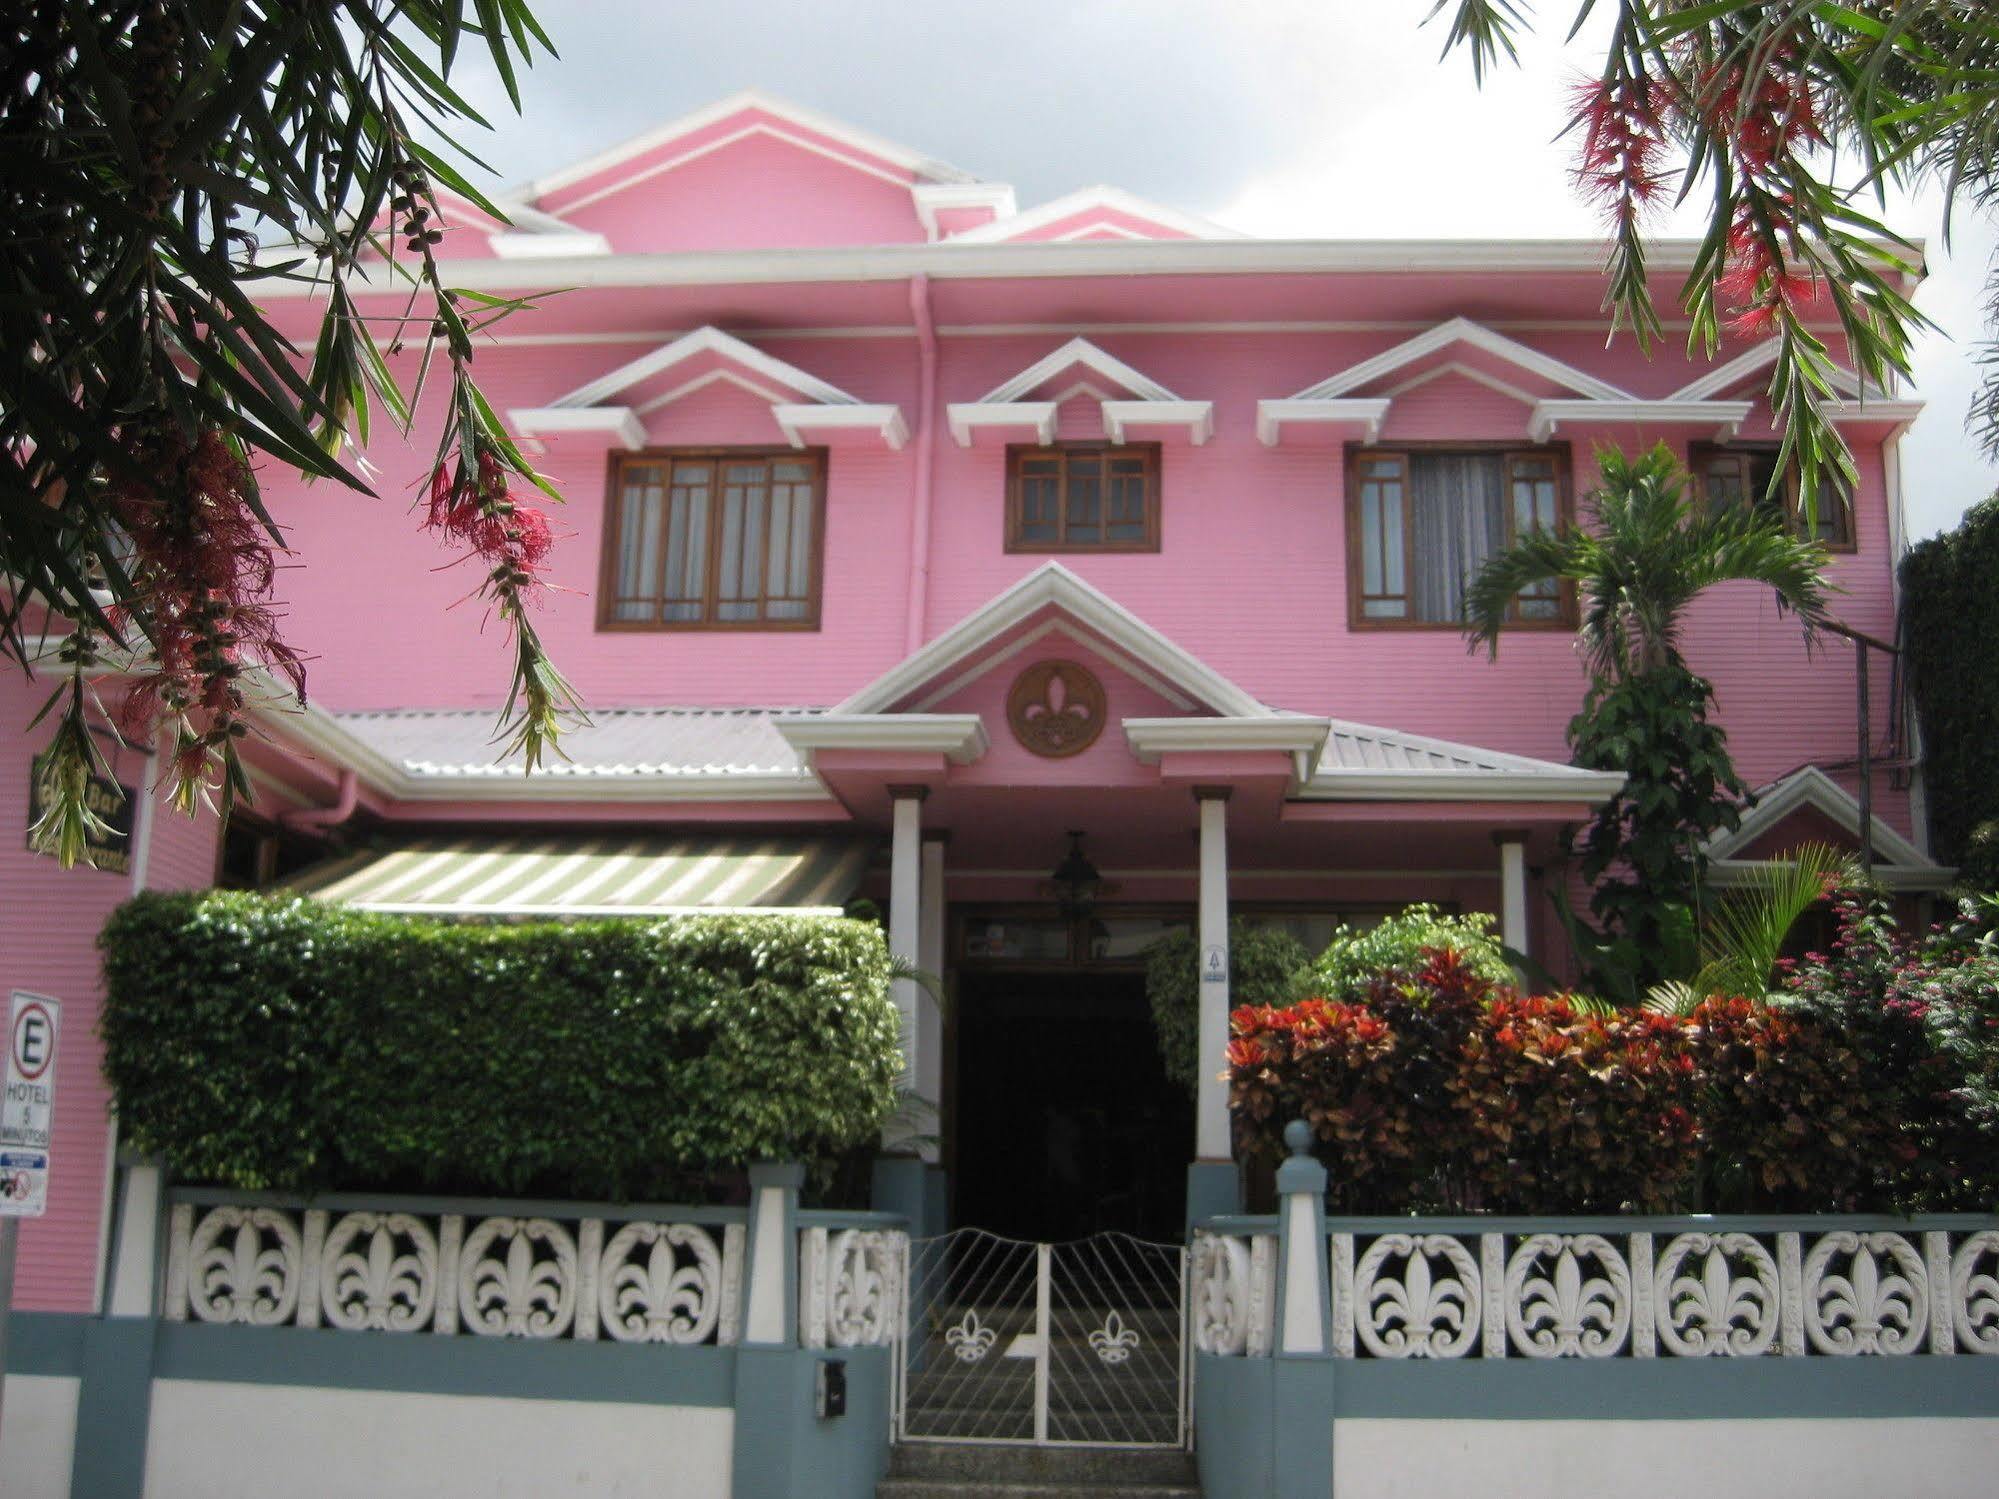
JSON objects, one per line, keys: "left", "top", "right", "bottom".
{"left": 1409, "top": 453, "right": 1506, "bottom": 622}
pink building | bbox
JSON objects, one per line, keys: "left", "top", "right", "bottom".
{"left": 3, "top": 92, "right": 1949, "bottom": 1310}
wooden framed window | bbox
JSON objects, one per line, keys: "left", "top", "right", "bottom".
{"left": 1006, "top": 443, "right": 1160, "bottom": 552}
{"left": 1348, "top": 446, "right": 1573, "bottom": 627}
{"left": 1691, "top": 444, "right": 1856, "bottom": 551}
{"left": 600, "top": 450, "right": 825, "bottom": 629}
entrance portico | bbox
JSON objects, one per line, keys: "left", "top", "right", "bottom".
{"left": 775, "top": 562, "right": 1623, "bottom": 1232}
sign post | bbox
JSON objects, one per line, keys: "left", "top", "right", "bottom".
{"left": 0, "top": 990, "right": 61, "bottom": 1437}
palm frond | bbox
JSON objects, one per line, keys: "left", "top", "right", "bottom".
{"left": 1693, "top": 842, "right": 1856, "bottom": 1001}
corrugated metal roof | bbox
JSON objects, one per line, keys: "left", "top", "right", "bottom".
{"left": 1316, "top": 720, "right": 1603, "bottom": 779}
{"left": 284, "top": 832, "right": 872, "bottom": 915}
{"left": 331, "top": 707, "right": 820, "bottom": 779}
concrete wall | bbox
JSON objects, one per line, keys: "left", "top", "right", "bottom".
{"left": 141, "top": 1381, "right": 733, "bottom": 1499}
{"left": 1332, "top": 1418, "right": 1999, "bottom": 1499}
{"left": 0, "top": 1375, "right": 80, "bottom": 1498}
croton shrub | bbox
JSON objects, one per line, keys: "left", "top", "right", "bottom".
{"left": 100, "top": 892, "right": 902, "bottom": 1201}
{"left": 1231, "top": 892, "right": 1999, "bottom": 1214}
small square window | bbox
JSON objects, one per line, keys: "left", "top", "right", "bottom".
{"left": 1006, "top": 444, "right": 1160, "bottom": 552}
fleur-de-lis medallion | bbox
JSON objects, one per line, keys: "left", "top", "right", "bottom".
{"left": 1007, "top": 660, "right": 1107, "bottom": 758}
{"left": 1088, "top": 1309, "right": 1142, "bottom": 1365}
{"left": 944, "top": 1307, "right": 998, "bottom": 1362}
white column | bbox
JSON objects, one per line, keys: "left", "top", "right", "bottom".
{"left": 1496, "top": 832, "right": 1529, "bottom": 956}
{"left": 916, "top": 833, "right": 947, "bottom": 1163}
{"left": 887, "top": 788, "right": 925, "bottom": 1114}
{"left": 106, "top": 1157, "right": 164, "bottom": 1316}
{"left": 1196, "top": 788, "right": 1231, "bottom": 1161}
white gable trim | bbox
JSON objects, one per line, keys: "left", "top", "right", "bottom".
{"left": 836, "top": 561, "right": 1269, "bottom": 718}
{"left": 1703, "top": 765, "right": 1941, "bottom": 875}
{"left": 551, "top": 326, "right": 862, "bottom": 411}
{"left": 1291, "top": 317, "right": 1633, "bottom": 403}
{"left": 914, "top": 182, "right": 1019, "bottom": 241}
{"left": 488, "top": 229, "right": 612, "bottom": 259}
{"left": 947, "top": 402, "right": 1057, "bottom": 447}
{"left": 774, "top": 403, "right": 909, "bottom": 450}
{"left": 508, "top": 406, "right": 647, "bottom": 450}
{"left": 1530, "top": 399, "right": 1754, "bottom": 443}
{"left": 1256, "top": 399, "right": 1390, "bottom": 447}
{"left": 903, "top": 618, "right": 1199, "bottom": 714}
{"left": 774, "top": 714, "right": 989, "bottom": 764}
{"left": 1381, "top": 359, "right": 1545, "bottom": 406}
{"left": 945, "top": 185, "right": 1246, "bottom": 245}
{"left": 1668, "top": 341, "right": 1884, "bottom": 403}
{"left": 950, "top": 338, "right": 1213, "bottom": 446}
{"left": 980, "top": 337, "right": 1180, "bottom": 403}
{"left": 633, "top": 366, "right": 794, "bottom": 416}
{"left": 516, "top": 90, "right": 977, "bottom": 203}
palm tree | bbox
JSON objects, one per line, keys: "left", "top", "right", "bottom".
{"left": 1463, "top": 443, "right": 1835, "bottom": 679}
{"left": 1461, "top": 442, "right": 1837, "bottom": 1002}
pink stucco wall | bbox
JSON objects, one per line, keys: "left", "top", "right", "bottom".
{"left": 258, "top": 314, "right": 1912, "bottom": 835}
{"left": 0, "top": 691, "right": 219, "bottom": 1312}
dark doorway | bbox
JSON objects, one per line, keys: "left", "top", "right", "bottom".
{"left": 952, "top": 970, "right": 1193, "bottom": 1243}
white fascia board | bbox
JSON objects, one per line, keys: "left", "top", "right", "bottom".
{"left": 1529, "top": 399, "right": 1755, "bottom": 444}
{"left": 550, "top": 325, "right": 860, "bottom": 411}
{"left": 1293, "top": 317, "right": 1633, "bottom": 403}
{"left": 836, "top": 561, "right": 1268, "bottom": 719}
{"left": 1708, "top": 857, "right": 1954, "bottom": 893}
{"left": 488, "top": 230, "right": 612, "bottom": 259}
{"left": 980, "top": 336, "right": 1180, "bottom": 403}
{"left": 509, "top": 406, "right": 646, "bottom": 449}
{"left": 1256, "top": 398, "right": 1390, "bottom": 447}
{"left": 944, "top": 184, "right": 1247, "bottom": 244}
{"left": 512, "top": 89, "right": 978, "bottom": 203}
{"left": 914, "top": 182, "right": 1019, "bottom": 240}
{"left": 775, "top": 713, "right": 989, "bottom": 764}
{"left": 1829, "top": 399, "right": 1925, "bottom": 426}
{"left": 390, "top": 770, "right": 829, "bottom": 803}
{"left": 1669, "top": 340, "right": 1884, "bottom": 403}
{"left": 256, "top": 237, "right": 1927, "bottom": 300}
{"left": 1102, "top": 400, "right": 1213, "bottom": 445}
{"left": 774, "top": 403, "right": 909, "bottom": 450}
{"left": 946, "top": 401, "right": 1056, "bottom": 447}
{"left": 1299, "top": 768, "right": 1628, "bottom": 803}
{"left": 1124, "top": 716, "right": 1332, "bottom": 781}
{"left": 1703, "top": 764, "right": 1934, "bottom": 869}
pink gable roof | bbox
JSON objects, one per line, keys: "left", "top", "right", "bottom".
{"left": 510, "top": 92, "right": 983, "bottom": 253}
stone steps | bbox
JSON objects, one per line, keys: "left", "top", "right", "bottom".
{"left": 878, "top": 1442, "right": 1199, "bottom": 1498}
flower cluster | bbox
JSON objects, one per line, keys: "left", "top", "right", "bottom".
{"left": 1571, "top": 74, "right": 1672, "bottom": 227}
{"left": 425, "top": 443, "right": 556, "bottom": 597}
{"left": 108, "top": 426, "right": 305, "bottom": 803}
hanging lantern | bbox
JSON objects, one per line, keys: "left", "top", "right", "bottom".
{"left": 1044, "top": 829, "right": 1105, "bottom": 920}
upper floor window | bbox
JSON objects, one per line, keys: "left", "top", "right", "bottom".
{"left": 601, "top": 450, "right": 824, "bottom": 630}
{"left": 1691, "top": 444, "right": 1855, "bottom": 551}
{"left": 1006, "top": 443, "right": 1160, "bottom": 552}
{"left": 1348, "top": 447, "right": 1569, "bottom": 627}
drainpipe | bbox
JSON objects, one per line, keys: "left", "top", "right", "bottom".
{"left": 280, "top": 767, "right": 358, "bottom": 832}
{"left": 904, "top": 272, "right": 939, "bottom": 654}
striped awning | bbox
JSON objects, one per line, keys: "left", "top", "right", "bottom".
{"left": 284, "top": 834, "right": 873, "bottom": 917}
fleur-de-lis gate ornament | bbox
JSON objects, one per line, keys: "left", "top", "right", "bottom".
{"left": 1007, "top": 660, "right": 1107, "bottom": 758}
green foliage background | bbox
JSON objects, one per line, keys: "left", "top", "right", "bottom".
{"left": 100, "top": 893, "right": 901, "bottom": 1200}
{"left": 1145, "top": 920, "right": 1313, "bottom": 1096}
{"left": 1901, "top": 495, "right": 1999, "bottom": 887}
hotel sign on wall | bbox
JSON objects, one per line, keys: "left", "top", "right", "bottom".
{"left": 25, "top": 751, "right": 134, "bottom": 873}
{"left": 1, "top": 992, "right": 59, "bottom": 1218}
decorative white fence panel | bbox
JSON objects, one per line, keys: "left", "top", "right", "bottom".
{"left": 799, "top": 1225, "right": 905, "bottom": 1349}
{"left": 163, "top": 1196, "right": 746, "bottom": 1344}
{"left": 1192, "top": 1221, "right": 1999, "bottom": 1361}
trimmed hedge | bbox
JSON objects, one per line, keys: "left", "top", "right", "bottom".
{"left": 1901, "top": 493, "right": 1999, "bottom": 885}
{"left": 100, "top": 892, "right": 901, "bottom": 1200}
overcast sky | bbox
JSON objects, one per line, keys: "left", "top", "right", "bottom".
{"left": 440, "top": 0, "right": 1998, "bottom": 541}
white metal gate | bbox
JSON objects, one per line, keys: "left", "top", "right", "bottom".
{"left": 894, "top": 1229, "right": 1188, "bottom": 1447}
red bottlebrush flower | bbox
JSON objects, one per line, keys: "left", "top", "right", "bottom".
{"left": 1570, "top": 72, "right": 1672, "bottom": 226}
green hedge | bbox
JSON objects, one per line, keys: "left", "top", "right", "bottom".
{"left": 1901, "top": 493, "right": 1999, "bottom": 886}
{"left": 100, "top": 892, "right": 901, "bottom": 1199}
{"left": 1145, "top": 920, "right": 1314, "bottom": 1096}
